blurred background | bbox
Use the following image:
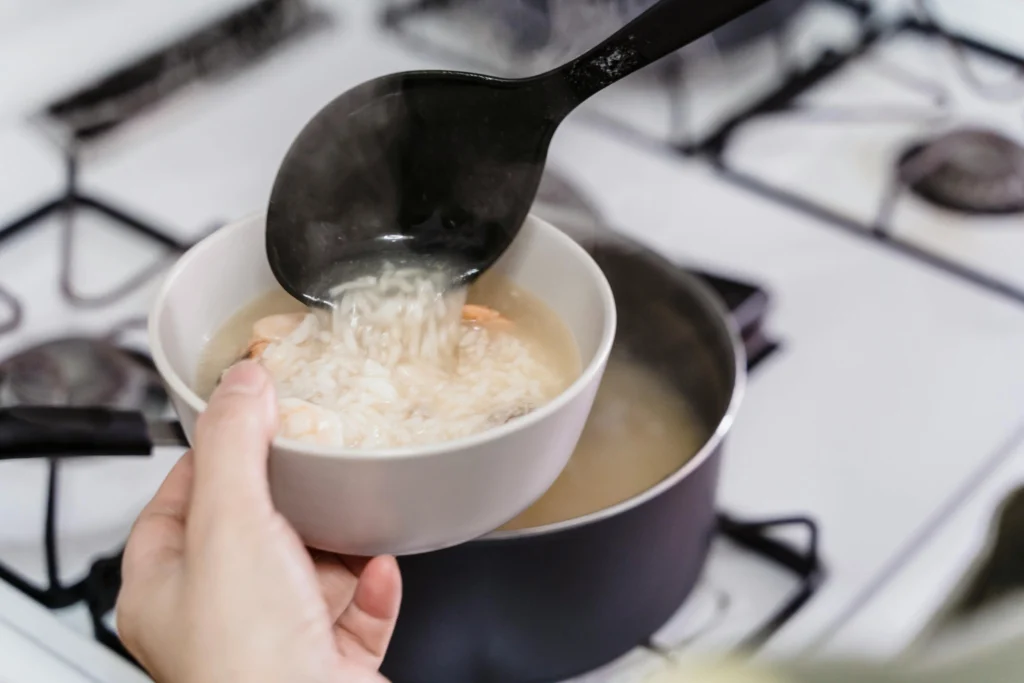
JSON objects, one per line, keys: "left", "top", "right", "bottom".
{"left": 6, "top": 0, "right": 1024, "bottom": 681}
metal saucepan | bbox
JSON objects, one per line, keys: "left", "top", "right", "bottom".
{"left": 379, "top": 231, "right": 745, "bottom": 683}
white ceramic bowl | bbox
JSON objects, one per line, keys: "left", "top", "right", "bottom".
{"left": 149, "top": 213, "right": 616, "bottom": 556}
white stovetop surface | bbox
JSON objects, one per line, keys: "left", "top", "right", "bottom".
{"left": 5, "top": 1, "right": 1024, "bottom": 681}
{"left": 0, "top": 579, "right": 146, "bottom": 683}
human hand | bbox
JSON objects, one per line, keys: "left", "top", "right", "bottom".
{"left": 116, "top": 361, "right": 402, "bottom": 683}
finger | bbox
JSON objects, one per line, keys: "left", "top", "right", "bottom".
{"left": 189, "top": 361, "right": 278, "bottom": 524}
{"left": 333, "top": 556, "right": 402, "bottom": 667}
{"left": 122, "top": 451, "right": 195, "bottom": 575}
{"left": 118, "top": 452, "right": 193, "bottom": 673}
{"left": 310, "top": 551, "right": 359, "bottom": 622}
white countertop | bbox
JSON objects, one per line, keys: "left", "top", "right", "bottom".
{"left": 5, "top": 1, "right": 1024, "bottom": 681}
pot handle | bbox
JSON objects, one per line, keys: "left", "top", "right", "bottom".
{"left": 0, "top": 406, "right": 156, "bottom": 459}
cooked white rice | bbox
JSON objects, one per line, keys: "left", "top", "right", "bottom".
{"left": 254, "top": 265, "right": 565, "bottom": 449}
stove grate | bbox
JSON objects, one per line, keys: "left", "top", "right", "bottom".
{"left": 701, "top": 14, "right": 1024, "bottom": 307}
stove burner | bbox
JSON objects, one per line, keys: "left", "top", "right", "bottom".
{"left": 0, "top": 337, "right": 166, "bottom": 415}
{"left": 899, "top": 129, "right": 1024, "bottom": 215}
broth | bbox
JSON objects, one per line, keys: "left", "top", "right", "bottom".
{"left": 196, "top": 288, "right": 306, "bottom": 398}
{"left": 500, "top": 352, "right": 708, "bottom": 530}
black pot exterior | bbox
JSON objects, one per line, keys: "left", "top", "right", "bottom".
{"left": 381, "top": 444, "right": 722, "bottom": 683}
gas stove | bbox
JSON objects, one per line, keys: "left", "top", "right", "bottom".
{"left": 0, "top": 102, "right": 816, "bottom": 675}
{"left": 0, "top": 4, "right": 815, "bottom": 675}
{"left": 5, "top": 1, "right": 1024, "bottom": 682}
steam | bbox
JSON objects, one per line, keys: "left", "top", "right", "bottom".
{"left": 455, "top": 0, "right": 660, "bottom": 76}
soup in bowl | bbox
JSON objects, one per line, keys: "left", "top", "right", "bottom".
{"left": 148, "top": 213, "right": 616, "bottom": 556}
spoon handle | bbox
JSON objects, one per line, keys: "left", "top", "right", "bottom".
{"left": 546, "top": 0, "right": 771, "bottom": 112}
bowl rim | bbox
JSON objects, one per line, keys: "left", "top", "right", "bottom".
{"left": 148, "top": 211, "right": 617, "bottom": 462}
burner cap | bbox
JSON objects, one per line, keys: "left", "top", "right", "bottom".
{"left": 899, "top": 129, "right": 1024, "bottom": 215}
{"left": 0, "top": 337, "right": 167, "bottom": 415}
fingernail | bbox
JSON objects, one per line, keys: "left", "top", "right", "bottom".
{"left": 219, "top": 361, "right": 268, "bottom": 396}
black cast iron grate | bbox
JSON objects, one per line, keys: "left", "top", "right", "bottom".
{"left": 0, "top": 154, "right": 190, "bottom": 317}
{"left": 0, "top": 0, "right": 330, "bottom": 341}
{"left": 699, "top": 11, "right": 1024, "bottom": 308}
{"left": 716, "top": 513, "right": 823, "bottom": 651}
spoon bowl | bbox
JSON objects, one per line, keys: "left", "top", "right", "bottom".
{"left": 267, "top": 70, "right": 561, "bottom": 307}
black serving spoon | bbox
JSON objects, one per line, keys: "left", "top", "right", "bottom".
{"left": 268, "top": 0, "right": 768, "bottom": 307}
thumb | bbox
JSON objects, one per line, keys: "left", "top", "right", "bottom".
{"left": 189, "top": 361, "right": 278, "bottom": 525}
